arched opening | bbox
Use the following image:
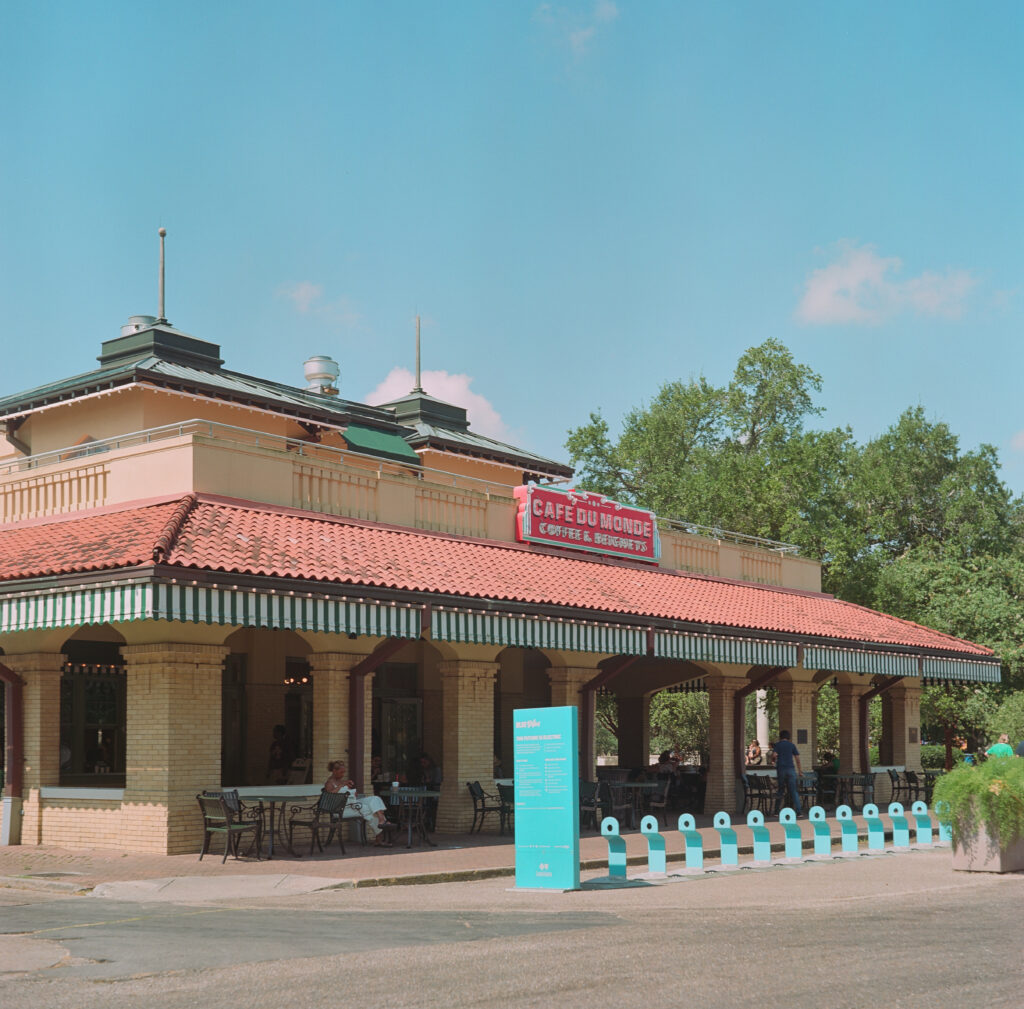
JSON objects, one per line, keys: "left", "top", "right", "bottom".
{"left": 59, "top": 628, "right": 126, "bottom": 786}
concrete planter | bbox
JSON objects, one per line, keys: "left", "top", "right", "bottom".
{"left": 951, "top": 822, "right": 1024, "bottom": 873}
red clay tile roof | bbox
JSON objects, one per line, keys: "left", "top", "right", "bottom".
{"left": 0, "top": 495, "right": 993, "bottom": 657}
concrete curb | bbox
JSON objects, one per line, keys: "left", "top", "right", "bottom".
{"left": 0, "top": 875, "right": 90, "bottom": 894}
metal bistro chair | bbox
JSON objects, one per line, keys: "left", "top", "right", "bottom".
{"left": 598, "top": 780, "right": 631, "bottom": 829}
{"left": 902, "top": 770, "right": 922, "bottom": 804}
{"left": 579, "top": 781, "right": 600, "bottom": 830}
{"left": 288, "top": 790, "right": 348, "bottom": 855}
{"left": 846, "top": 773, "right": 875, "bottom": 811}
{"left": 797, "top": 771, "right": 819, "bottom": 813}
{"left": 496, "top": 782, "right": 515, "bottom": 835}
{"left": 197, "top": 792, "right": 262, "bottom": 862}
{"left": 887, "top": 768, "right": 904, "bottom": 804}
{"left": 466, "top": 780, "right": 503, "bottom": 833}
{"left": 648, "top": 777, "right": 671, "bottom": 828}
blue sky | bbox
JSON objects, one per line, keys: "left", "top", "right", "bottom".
{"left": 2, "top": 2, "right": 1023, "bottom": 491}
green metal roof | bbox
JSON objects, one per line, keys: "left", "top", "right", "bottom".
{"left": 382, "top": 391, "right": 573, "bottom": 479}
{"left": 342, "top": 424, "right": 421, "bottom": 464}
{"left": 1, "top": 321, "right": 574, "bottom": 479}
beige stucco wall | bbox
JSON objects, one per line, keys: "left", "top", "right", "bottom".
{"left": 2, "top": 383, "right": 821, "bottom": 588}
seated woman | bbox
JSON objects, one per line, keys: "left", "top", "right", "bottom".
{"left": 324, "top": 760, "right": 394, "bottom": 847}
{"left": 746, "top": 740, "right": 763, "bottom": 766}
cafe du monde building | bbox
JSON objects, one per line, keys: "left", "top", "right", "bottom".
{"left": 0, "top": 308, "right": 1001, "bottom": 853}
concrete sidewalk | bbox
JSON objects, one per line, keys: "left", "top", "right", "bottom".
{"left": 0, "top": 811, "right": 933, "bottom": 901}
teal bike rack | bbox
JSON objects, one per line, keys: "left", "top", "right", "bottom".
{"left": 836, "top": 804, "right": 858, "bottom": 853}
{"left": 746, "top": 809, "right": 771, "bottom": 862}
{"left": 677, "top": 813, "right": 704, "bottom": 870}
{"left": 911, "top": 800, "right": 932, "bottom": 846}
{"left": 808, "top": 805, "right": 831, "bottom": 856}
{"left": 713, "top": 811, "right": 738, "bottom": 866}
{"left": 888, "top": 802, "right": 910, "bottom": 848}
{"left": 779, "top": 807, "right": 802, "bottom": 859}
{"left": 863, "top": 803, "right": 884, "bottom": 850}
{"left": 640, "top": 815, "right": 666, "bottom": 874}
{"left": 601, "top": 816, "right": 627, "bottom": 879}
{"left": 934, "top": 800, "right": 952, "bottom": 843}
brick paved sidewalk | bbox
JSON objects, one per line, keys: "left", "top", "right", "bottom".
{"left": 0, "top": 812, "right": 917, "bottom": 893}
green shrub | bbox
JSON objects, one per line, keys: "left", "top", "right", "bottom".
{"left": 932, "top": 756, "right": 1024, "bottom": 847}
{"left": 920, "top": 744, "right": 949, "bottom": 769}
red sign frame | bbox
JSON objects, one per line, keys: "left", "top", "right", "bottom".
{"left": 514, "top": 484, "right": 661, "bottom": 563}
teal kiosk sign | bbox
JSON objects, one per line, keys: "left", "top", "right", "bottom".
{"left": 513, "top": 705, "right": 580, "bottom": 890}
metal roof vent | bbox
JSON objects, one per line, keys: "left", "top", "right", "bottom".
{"left": 304, "top": 355, "right": 340, "bottom": 396}
{"left": 121, "top": 315, "right": 158, "bottom": 337}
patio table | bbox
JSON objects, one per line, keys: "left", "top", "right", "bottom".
{"left": 606, "top": 781, "right": 659, "bottom": 829}
{"left": 380, "top": 788, "right": 441, "bottom": 848}
{"left": 240, "top": 791, "right": 320, "bottom": 858}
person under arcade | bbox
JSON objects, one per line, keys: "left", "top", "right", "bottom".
{"left": 324, "top": 760, "right": 395, "bottom": 847}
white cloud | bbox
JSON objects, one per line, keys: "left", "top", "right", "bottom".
{"left": 1011, "top": 431, "right": 1024, "bottom": 453}
{"left": 535, "top": 1, "right": 618, "bottom": 56}
{"left": 569, "top": 25, "right": 596, "bottom": 53}
{"left": 278, "top": 281, "right": 362, "bottom": 329}
{"left": 796, "top": 242, "right": 975, "bottom": 325}
{"left": 279, "top": 280, "right": 323, "bottom": 314}
{"left": 365, "top": 367, "right": 512, "bottom": 442}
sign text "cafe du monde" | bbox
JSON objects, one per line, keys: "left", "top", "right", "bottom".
{"left": 513, "top": 484, "right": 661, "bottom": 563}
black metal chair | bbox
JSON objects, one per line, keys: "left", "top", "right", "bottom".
{"left": 648, "top": 777, "right": 671, "bottom": 827}
{"left": 597, "top": 780, "right": 630, "bottom": 828}
{"left": 797, "top": 772, "right": 818, "bottom": 813}
{"left": 887, "top": 768, "right": 904, "bottom": 804}
{"left": 466, "top": 780, "right": 503, "bottom": 833}
{"left": 496, "top": 782, "right": 515, "bottom": 835}
{"left": 846, "top": 773, "right": 875, "bottom": 811}
{"left": 902, "top": 770, "right": 922, "bottom": 804}
{"left": 197, "top": 792, "right": 262, "bottom": 862}
{"left": 287, "top": 790, "right": 348, "bottom": 855}
{"left": 580, "top": 780, "right": 600, "bottom": 830}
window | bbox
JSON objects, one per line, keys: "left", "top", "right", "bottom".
{"left": 60, "top": 641, "right": 125, "bottom": 786}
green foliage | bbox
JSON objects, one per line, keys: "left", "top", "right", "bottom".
{"left": 595, "top": 692, "right": 618, "bottom": 756}
{"left": 920, "top": 685, "right": 1000, "bottom": 745}
{"left": 649, "top": 691, "right": 710, "bottom": 763}
{"left": 816, "top": 682, "right": 839, "bottom": 757}
{"left": 920, "top": 743, "right": 960, "bottom": 770}
{"left": 933, "top": 757, "right": 1024, "bottom": 846}
{"left": 987, "top": 693, "right": 1024, "bottom": 748}
{"left": 566, "top": 340, "right": 1023, "bottom": 693}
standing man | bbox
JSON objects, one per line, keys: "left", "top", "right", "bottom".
{"left": 770, "top": 729, "right": 803, "bottom": 816}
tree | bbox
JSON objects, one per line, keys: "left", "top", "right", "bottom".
{"left": 595, "top": 691, "right": 619, "bottom": 757}
{"left": 872, "top": 551, "right": 1024, "bottom": 692}
{"left": 648, "top": 691, "right": 710, "bottom": 764}
{"left": 566, "top": 339, "right": 850, "bottom": 545}
{"left": 987, "top": 692, "right": 1024, "bottom": 749}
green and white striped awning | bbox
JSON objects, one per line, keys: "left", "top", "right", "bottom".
{"left": 654, "top": 631, "right": 798, "bottom": 667}
{"left": 922, "top": 657, "right": 1002, "bottom": 683}
{"left": 0, "top": 581, "right": 1003, "bottom": 684}
{"left": 0, "top": 581, "right": 422, "bottom": 639}
{"left": 430, "top": 608, "right": 647, "bottom": 654}
{"left": 0, "top": 583, "right": 155, "bottom": 632}
{"left": 803, "top": 646, "right": 920, "bottom": 677}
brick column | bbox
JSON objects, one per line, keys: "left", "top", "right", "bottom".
{"left": 705, "top": 675, "right": 749, "bottom": 814}
{"left": 777, "top": 682, "right": 816, "bottom": 760}
{"left": 547, "top": 666, "right": 598, "bottom": 778}
{"left": 887, "top": 683, "right": 922, "bottom": 772}
{"left": 837, "top": 681, "right": 870, "bottom": 773}
{"left": 121, "top": 643, "right": 228, "bottom": 854}
{"left": 308, "top": 652, "right": 363, "bottom": 786}
{"left": 616, "top": 695, "right": 651, "bottom": 769}
{"left": 2, "top": 652, "right": 63, "bottom": 844}
{"left": 436, "top": 659, "right": 498, "bottom": 833}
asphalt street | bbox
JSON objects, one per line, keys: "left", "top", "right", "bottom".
{"left": 1, "top": 849, "right": 1021, "bottom": 1009}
